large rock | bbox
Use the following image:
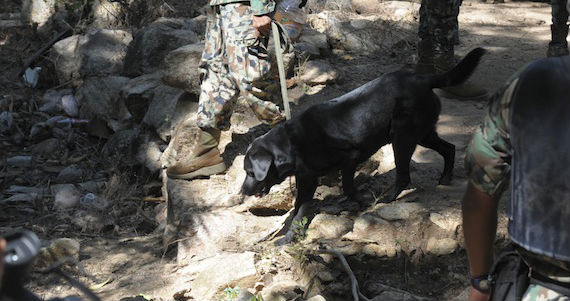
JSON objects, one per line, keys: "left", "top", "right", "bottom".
{"left": 123, "top": 18, "right": 201, "bottom": 76}
{"left": 306, "top": 213, "right": 353, "bottom": 242}
{"left": 300, "top": 59, "right": 342, "bottom": 86}
{"left": 425, "top": 237, "right": 458, "bottom": 256}
{"left": 91, "top": 0, "right": 125, "bottom": 28}
{"left": 161, "top": 43, "right": 204, "bottom": 95}
{"left": 121, "top": 72, "right": 199, "bottom": 142}
{"left": 375, "top": 202, "right": 424, "bottom": 221}
{"left": 262, "top": 281, "right": 304, "bottom": 301}
{"left": 142, "top": 86, "right": 198, "bottom": 142}
{"left": 77, "top": 76, "right": 131, "bottom": 131}
{"left": 191, "top": 252, "right": 258, "bottom": 301}
{"left": 51, "top": 30, "right": 132, "bottom": 83}
{"left": 307, "top": 12, "right": 384, "bottom": 54}
{"left": 21, "top": 0, "right": 55, "bottom": 34}
{"left": 102, "top": 128, "right": 140, "bottom": 167}
{"left": 343, "top": 213, "right": 398, "bottom": 257}
{"left": 175, "top": 209, "right": 284, "bottom": 262}
{"left": 296, "top": 27, "right": 331, "bottom": 58}
{"left": 121, "top": 73, "right": 163, "bottom": 123}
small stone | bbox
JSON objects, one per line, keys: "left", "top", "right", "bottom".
{"left": 53, "top": 184, "right": 81, "bottom": 209}
{"left": 7, "top": 156, "right": 33, "bottom": 167}
{"left": 55, "top": 164, "right": 85, "bottom": 183}
{"left": 307, "top": 295, "right": 327, "bottom": 301}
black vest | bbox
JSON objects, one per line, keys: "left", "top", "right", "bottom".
{"left": 509, "top": 56, "right": 570, "bottom": 263}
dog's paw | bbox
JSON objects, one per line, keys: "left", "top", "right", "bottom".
{"left": 274, "top": 232, "right": 295, "bottom": 246}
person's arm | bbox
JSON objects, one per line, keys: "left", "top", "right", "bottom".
{"left": 463, "top": 78, "right": 518, "bottom": 300}
{"left": 463, "top": 182, "right": 498, "bottom": 301}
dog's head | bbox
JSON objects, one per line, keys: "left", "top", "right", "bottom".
{"left": 241, "top": 125, "right": 295, "bottom": 197}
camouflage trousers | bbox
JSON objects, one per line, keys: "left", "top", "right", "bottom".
{"left": 552, "top": 0, "right": 569, "bottom": 26}
{"left": 522, "top": 284, "right": 570, "bottom": 301}
{"left": 418, "top": 0, "right": 462, "bottom": 56}
{"left": 196, "top": 2, "right": 285, "bottom": 131}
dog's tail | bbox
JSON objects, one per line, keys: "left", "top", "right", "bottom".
{"left": 429, "top": 47, "right": 486, "bottom": 88}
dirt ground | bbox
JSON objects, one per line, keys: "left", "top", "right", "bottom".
{"left": 1, "top": 0, "right": 556, "bottom": 300}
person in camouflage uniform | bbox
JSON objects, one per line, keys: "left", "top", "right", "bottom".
{"left": 548, "top": 0, "right": 569, "bottom": 57}
{"left": 416, "top": 0, "right": 488, "bottom": 99}
{"left": 167, "top": 0, "right": 288, "bottom": 179}
{"left": 463, "top": 55, "right": 570, "bottom": 301}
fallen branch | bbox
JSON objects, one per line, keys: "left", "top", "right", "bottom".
{"left": 312, "top": 248, "right": 432, "bottom": 301}
{"left": 313, "top": 248, "right": 371, "bottom": 301}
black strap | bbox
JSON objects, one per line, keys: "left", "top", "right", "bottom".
{"left": 530, "top": 272, "right": 570, "bottom": 296}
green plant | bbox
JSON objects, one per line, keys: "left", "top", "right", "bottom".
{"left": 250, "top": 293, "right": 264, "bottom": 301}
{"left": 292, "top": 216, "right": 310, "bottom": 241}
{"left": 286, "top": 241, "right": 309, "bottom": 268}
{"left": 395, "top": 237, "right": 408, "bottom": 247}
{"left": 223, "top": 286, "right": 240, "bottom": 301}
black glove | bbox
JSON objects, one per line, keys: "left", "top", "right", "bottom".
{"left": 299, "top": 0, "right": 308, "bottom": 8}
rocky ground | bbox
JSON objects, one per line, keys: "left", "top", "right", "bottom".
{"left": 0, "top": 0, "right": 555, "bottom": 300}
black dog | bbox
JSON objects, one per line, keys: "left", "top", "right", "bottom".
{"left": 241, "top": 48, "right": 486, "bottom": 244}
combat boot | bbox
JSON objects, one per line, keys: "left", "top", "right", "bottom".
{"left": 166, "top": 127, "right": 226, "bottom": 179}
{"left": 415, "top": 39, "right": 436, "bottom": 74}
{"left": 547, "top": 24, "right": 569, "bottom": 57}
{"left": 434, "top": 51, "right": 488, "bottom": 100}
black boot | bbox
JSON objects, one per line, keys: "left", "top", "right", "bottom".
{"left": 547, "top": 24, "right": 569, "bottom": 57}
{"left": 416, "top": 38, "right": 436, "bottom": 74}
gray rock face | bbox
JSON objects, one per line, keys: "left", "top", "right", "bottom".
{"left": 161, "top": 43, "right": 204, "bottom": 95}
{"left": 51, "top": 30, "right": 132, "bottom": 83}
{"left": 121, "top": 73, "right": 163, "bottom": 123}
{"left": 123, "top": 18, "right": 201, "bottom": 77}
{"left": 78, "top": 75, "right": 130, "bottom": 122}
{"left": 142, "top": 86, "right": 198, "bottom": 142}
{"left": 102, "top": 128, "right": 140, "bottom": 167}
{"left": 79, "top": 29, "right": 133, "bottom": 78}
{"left": 176, "top": 209, "right": 284, "bottom": 262}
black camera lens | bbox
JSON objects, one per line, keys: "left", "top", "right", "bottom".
{"left": 3, "top": 229, "right": 41, "bottom": 269}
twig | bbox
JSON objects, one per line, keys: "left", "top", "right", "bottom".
{"left": 20, "top": 27, "right": 73, "bottom": 75}
{"left": 313, "top": 248, "right": 371, "bottom": 301}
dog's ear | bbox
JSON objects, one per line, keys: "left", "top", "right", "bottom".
{"left": 269, "top": 126, "right": 295, "bottom": 177}
{"left": 273, "top": 153, "right": 294, "bottom": 177}
{"left": 249, "top": 150, "right": 273, "bottom": 181}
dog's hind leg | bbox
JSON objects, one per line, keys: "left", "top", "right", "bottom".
{"left": 419, "top": 129, "right": 455, "bottom": 185}
{"left": 390, "top": 134, "right": 418, "bottom": 201}
{"left": 275, "top": 175, "right": 317, "bottom": 246}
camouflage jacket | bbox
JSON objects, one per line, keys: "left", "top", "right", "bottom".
{"left": 209, "top": 0, "right": 275, "bottom": 15}
{"left": 464, "top": 64, "right": 531, "bottom": 199}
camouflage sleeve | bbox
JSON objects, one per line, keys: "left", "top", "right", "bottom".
{"left": 250, "top": 0, "right": 276, "bottom": 15}
{"left": 464, "top": 77, "right": 519, "bottom": 199}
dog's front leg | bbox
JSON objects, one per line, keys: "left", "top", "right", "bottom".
{"left": 341, "top": 161, "right": 358, "bottom": 196}
{"left": 275, "top": 174, "right": 317, "bottom": 246}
